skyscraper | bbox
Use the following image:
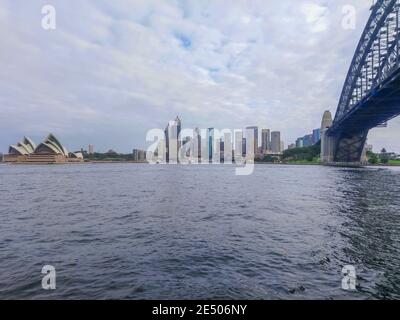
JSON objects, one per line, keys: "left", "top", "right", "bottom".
{"left": 302, "top": 134, "right": 313, "bottom": 147}
{"left": 312, "top": 128, "right": 321, "bottom": 144}
{"left": 176, "top": 116, "right": 182, "bottom": 154}
{"left": 207, "top": 128, "right": 214, "bottom": 162}
{"left": 183, "top": 136, "right": 191, "bottom": 158}
{"left": 165, "top": 116, "right": 181, "bottom": 163}
{"left": 133, "top": 149, "right": 139, "bottom": 162}
{"left": 294, "top": 129, "right": 321, "bottom": 149}
{"left": 213, "top": 137, "right": 221, "bottom": 163}
{"left": 224, "top": 132, "right": 232, "bottom": 164}
{"left": 138, "top": 150, "right": 146, "bottom": 162}
{"left": 271, "top": 131, "right": 281, "bottom": 154}
{"left": 261, "top": 129, "right": 270, "bottom": 154}
{"left": 234, "top": 130, "right": 244, "bottom": 164}
{"left": 296, "top": 137, "right": 304, "bottom": 148}
{"left": 164, "top": 123, "right": 169, "bottom": 162}
{"left": 157, "top": 139, "right": 166, "bottom": 162}
{"left": 193, "top": 128, "right": 201, "bottom": 162}
{"left": 246, "top": 126, "right": 259, "bottom": 155}
{"left": 88, "top": 144, "right": 94, "bottom": 155}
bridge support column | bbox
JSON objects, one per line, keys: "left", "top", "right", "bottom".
{"left": 320, "top": 110, "right": 368, "bottom": 166}
{"left": 334, "top": 131, "right": 369, "bottom": 165}
{"left": 360, "top": 144, "right": 368, "bottom": 164}
{"left": 321, "top": 130, "right": 337, "bottom": 164}
{"left": 320, "top": 111, "right": 336, "bottom": 164}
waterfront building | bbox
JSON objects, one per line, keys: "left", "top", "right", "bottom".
{"left": 133, "top": 149, "right": 139, "bottom": 162}
{"left": 164, "top": 123, "right": 169, "bottom": 162}
{"left": 224, "top": 132, "right": 232, "bottom": 164}
{"left": 296, "top": 137, "right": 304, "bottom": 148}
{"left": 139, "top": 150, "right": 146, "bottom": 162}
{"left": 219, "top": 140, "right": 224, "bottom": 163}
{"left": 271, "top": 131, "right": 281, "bottom": 154}
{"left": 183, "top": 136, "right": 191, "bottom": 158}
{"left": 4, "top": 134, "right": 82, "bottom": 163}
{"left": 70, "top": 152, "right": 84, "bottom": 160}
{"left": 303, "top": 134, "right": 313, "bottom": 147}
{"left": 193, "top": 128, "right": 201, "bottom": 162}
{"left": 176, "top": 116, "right": 182, "bottom": 138}
{"left": 88, "top": 144, "right": 94, "bottom": 155}
{"left": 261, "top": 129, "right": 270, "bottom": 154}
{"left": 133, "top": 149, "right": 147, "bottom": 162}
{"left": 207, "top": 128, "right": 214, "bottom": 162}
{"left": 294, "top": 129, "right": 321, "bottom": 149}
{"left": 165, "top": 117, "right": 180, "bottom": 163}
{"left": 280, "top": 141, "right": 285, "bottom": 153}
{"left": 200, "top": 129, "right": 208, "bottom": 163}
{"left": 247, "top": 126, "right": 259, "bottom": 156}
{"left": 8, "top": 136, "right": 36, "bottom": 156}
{"left": 234, "top": 131, "right": 244, "bottom": 164}
{"left": 213, "top": 137, "right": 221, "bottom": 163}
{"left": 35, "top": 134, "right": 69, "bottom": 156}
{"left": 176, "top": 116, "right": 182, "bottom": 159}
{"left": 312, "top": 129, "right": 321, "bottom": 144}
{"left": 295, "top": 134, "right": 313, "bottom": 148}
{"left": 156, "top": 139, "right": 166, "bottom": 162}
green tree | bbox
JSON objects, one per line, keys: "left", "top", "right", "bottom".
{"left": 367, "top": 151, "right": 378, "bottom": 165}
{"left": 282, "top": 142, "right": 320, "bottom": 162}
{"left": 262, "top": 155, "right": 277, "bottom": 163}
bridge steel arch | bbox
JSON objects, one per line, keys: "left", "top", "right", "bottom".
{"left": 326, "top": 0, "right": 400, "bottom": 164}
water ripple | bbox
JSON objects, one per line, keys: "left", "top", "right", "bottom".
{"left": 0, "top": 164, "right": 399, "bottom": 299}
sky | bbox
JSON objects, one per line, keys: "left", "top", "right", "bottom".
{"left": 0, "top": 0, "right": 399, "bottom": 153}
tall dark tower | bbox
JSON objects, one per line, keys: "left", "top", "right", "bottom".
{"left": 176, "top": 116, "right": 182, "bottom": 163}
{"left": 164, "top": 124, "right": 169, "bottom": 163}
{"left": 194, "top": 128, "right": 201, "bottom": 162}
{"left": 175, "top": 116, "right": 181, "bottom": 140}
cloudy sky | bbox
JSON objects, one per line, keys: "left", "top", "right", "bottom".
{"left": 0, "top": 0, "right": 398, "bottom": 153}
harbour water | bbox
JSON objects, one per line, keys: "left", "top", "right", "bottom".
{"left": 0, "top": 163, "right": 399, "bottom": 299}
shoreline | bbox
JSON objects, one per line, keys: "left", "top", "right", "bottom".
{"left": 2, "top": 160, "right": 400, "bottom": 167}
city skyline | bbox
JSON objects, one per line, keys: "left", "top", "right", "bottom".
{"left": 1, "top": 113, "right": 289, "bottom": 156}
{"left": 148, "top": 116, "right": 286, "bottom": 165}
{"left": 1, "top": 1, "right": 399, "bottom": 154}
{"left": 1, "top": 118, "right": 385, "bottom": 158}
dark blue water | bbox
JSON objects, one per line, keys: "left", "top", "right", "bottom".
{"left": 0, "top": 163, "right": 399, "bottom": 300}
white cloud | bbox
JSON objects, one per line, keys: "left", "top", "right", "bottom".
{"left": 0, "top": 0, "right": 398, "bottom": 153}
{"left": 301, "top": 2, "right": 329, "bottom": 33}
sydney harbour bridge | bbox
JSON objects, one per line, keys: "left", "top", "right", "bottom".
{"left": 321, "top": 0, "right": 400, "bottom": 165}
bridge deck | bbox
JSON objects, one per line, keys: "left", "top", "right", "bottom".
{"left": 329, "top": 68, "right": 400, "bottom": 136}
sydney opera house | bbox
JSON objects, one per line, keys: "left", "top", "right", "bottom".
{"left": 4, "top": 134, "right": 83, "bottom": 164}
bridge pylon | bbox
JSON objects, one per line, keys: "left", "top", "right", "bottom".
{"left": 320, "top": 110, "right": 368, "bottom": 167}
{"left": 320, "top": 111, "right": 336, "bottom": 164}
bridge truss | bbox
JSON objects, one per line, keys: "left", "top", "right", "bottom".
{"left": 335, "top": 0, "right": 400, "bottom": 123}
